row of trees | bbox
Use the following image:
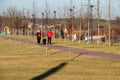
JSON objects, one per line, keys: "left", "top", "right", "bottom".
{"left": 0, "top": 0, "right": 120, "bottom": 45}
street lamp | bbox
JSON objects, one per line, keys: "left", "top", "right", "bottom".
{"left": 24, "top": 16, "right": 28, "bottom": 36}
{"left": 32, "top": 14, "right": 35, "bottom": 36}
{"left": 16, "top": 16, "right": 19, "bottom": 35}
{"left": 54, "top": 11, "right": 56, "bottom": 39}
{"left": 23, "top": 16, "right": 25, "bottom": 35}
{"left": 42, "top": 12, "right": 44, "bottom": 38}
{"left": 73, "top": 6, "right": 75, "bottom": 18}
{"left": 69, "top": 8, "right": 73, "bottom": 40}
{"left": 69, "top": 8, "right": 73, "bottom": 24}
{"left": 90, "top": 5, "right": 94, "bottom": 42}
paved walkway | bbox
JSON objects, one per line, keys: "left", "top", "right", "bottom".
{"left": 1, "top": 36, "right": 120, "bottom": 60}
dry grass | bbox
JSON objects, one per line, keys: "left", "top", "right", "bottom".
{"left": 0, "top": 37, "right": 120, "bottom": 80}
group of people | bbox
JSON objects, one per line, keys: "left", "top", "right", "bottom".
{"left": 36, "top": 29, "right": 53, "bottom": 45}
{"left": 36, "top": 29, "right": 107, "bottom": 44}
{"left": 36, "top": 28, "right": 78, "bottom": 45}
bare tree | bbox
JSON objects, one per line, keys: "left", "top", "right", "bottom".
{"left": 4, "top": 6, "right": 22, "bottom": 18}
{"left": 44, "top": 0, "right": 51, "bottom": 25}
{"left": 115, "top": 16, "right": 120, "bottom": 25}
{"left": 2, "top": 6, "right": 23, "bottom": 35}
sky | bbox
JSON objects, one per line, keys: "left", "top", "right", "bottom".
{"left": 0, "top": 0, "right": 120, "bottom": 19}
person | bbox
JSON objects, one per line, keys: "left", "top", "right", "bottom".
{"left": 60, "top": 28, "right": 64, "bottom": 39}
{"left": 72, "top": 32, "right": 77, "bottom": 41}
{"left": 36, "top": 30, "right": 41, "bottom": 44}
{"left": 84, "top": 31, "right": 88, "bottom": 41}
{"left": 47, "top": 29, "right": 53, "bottom": 44}
{"left": 64, "top": 28, "right": 68, "bottom": 39}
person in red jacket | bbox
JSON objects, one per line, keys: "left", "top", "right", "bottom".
{"left": 47, "top": 29, "right": 53, "bottom": 44}
{"left": 36, "top": 30, "right": 41, "bottom": 44}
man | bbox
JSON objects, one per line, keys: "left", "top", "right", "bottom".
{"left": 47, "top": 29, "right": 53, "bottom": 44}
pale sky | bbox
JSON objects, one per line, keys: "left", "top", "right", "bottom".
{"left": 0, "top": 0, "right": 120, "bottom": 19}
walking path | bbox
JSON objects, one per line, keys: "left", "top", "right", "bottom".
{"left": 1, "top": 35, "right": 120, "bottom": 60}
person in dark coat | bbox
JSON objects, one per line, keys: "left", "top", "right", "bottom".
{"left": 60, "top": 28, "right": 64, "bottom": 39}
{"left": 36, "top": 30, "right": 41, "bottom": 44}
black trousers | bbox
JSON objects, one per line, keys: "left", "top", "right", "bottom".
{"left": 61, "top": 33, "right": 64, "bottom": 39}
{"left": 37, "top": 37, "right": 41, "bottom": 44}
{"left": 48, "top": 37, "right": 52, "bottom": 44}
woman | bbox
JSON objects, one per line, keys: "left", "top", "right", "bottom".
{"left": 36, "top": 30, "right": 41, "bottom": 44}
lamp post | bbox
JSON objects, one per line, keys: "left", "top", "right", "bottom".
{"left": 108, "top": 0, "right": 111, "bottom": 46}
{"left": 54, "top": 11, "right": 56, "bottom": 39}
{"left": 23, "top": 16, "right": 25, "bottom": 35}
{"left": 69, "top": 8, "right": 73, "bottom": 40}
{"left": 25, "top": 16, "right": 28, "bottom": 36}
{"left": 97, "top": 0, "right": 100, "bottom": 45}
{"left": 16, "top": 16, "right": 19, "bottom": 35}
{"left": 32, "top": 14, "right": 35, "bottom": 36}
{"left": 42, "top": 12, "right": 44, "bottom": 38}
{"left": 73, "top": 6, "right": 75, "bottom": 19}
{"left": 90, "top": 5, "right": 94, "bottom": 42}
{"left": 68, "top": 8, "right": 73, "bottom": 63}
{"left": 69, "top": 8, "right": 73, "bottom": 24}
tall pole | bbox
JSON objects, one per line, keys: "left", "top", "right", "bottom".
{"left": 54, "top": 11, "right": 56, "bottom": 39}
{"left": 70, "top": 0, "right": 73, "bottom": 24}
{"left": 69, "top": 8, "right": 73, "bottom": 39}
{"left": 23, "top": 8, "right": 25, "bottom": 35}
{"left": 16, "top": 17, "right": 19, "bottom": 35}
{"left": 27, "top": 10, "right": 30, "bottom": 36}
{"left": 72, "top": 6, "right": 75, "bottom": 35}
{"left": 32, "top": 14, "right": 35, "bottom": 36}
{"left": 23, "top": 16, "right": 26, "bottom": 35}
{"left": 12, "top": 17, "right": 14, "bottom": 35}
{"left": 87, "top": 0, "right": 90, "bottom": 44}
{"left": 97, "top": 0, "right": 100, "bottom": 45}
{"left": 79, "top": 6, "right": 82, "bottom": 44}
{"left": 90, "top": 5, "right": 94, "bottom": 42}
{"left": 69, "top": 8, "right": 72, "bottom": 63}
{"left": 42, "top": 12, "right": 44, "bottom": 38}
{"left": 32, "top": 0, "right": 35, "bottom": 36}
{"left": 108, "top": 0, "right": 111, "bottom": 46}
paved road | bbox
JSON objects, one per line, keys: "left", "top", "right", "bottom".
{"left": 1, "top": 36, "right": 120, "bottom": 60}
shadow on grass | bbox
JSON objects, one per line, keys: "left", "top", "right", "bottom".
{"left": 31, "top": 62, "right": 67, "bottom": 80}
{"left": 70, "top": 53, "right": 83, "bottom": 61}
{"left": 50, "top": 50, "right": 63, "bottom": 55}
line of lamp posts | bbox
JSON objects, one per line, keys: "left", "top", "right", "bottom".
{"left": 40, "top": 5, "right": 94, "bottom": 41}
{"left": 14, "top": 14, "right": 37, "bottom": 36}
{"left": 69, "top": 5, "right": 94, "bottom": 42}
{"left": 15, "top": 5, "right": 93, "bottom": 40}
{"left": 40, "top": 11, "right": 57, "bottom": 39}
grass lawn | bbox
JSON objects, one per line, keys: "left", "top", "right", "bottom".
{"left": 0, "top": 37, "right": 120, "bottom": 80}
